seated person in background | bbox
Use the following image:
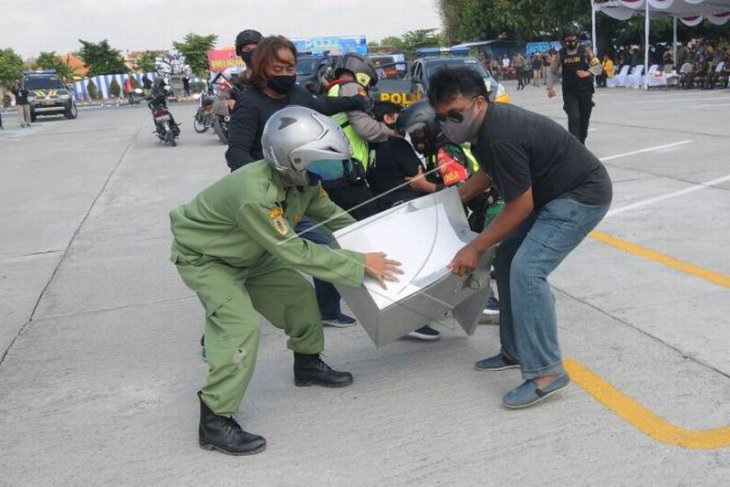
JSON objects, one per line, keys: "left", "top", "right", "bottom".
{"left": 707, "top": 57, "right": 729, "bottom": 89}
{"left": 596, "top": 55, "right": 614, "bottom": 88}
{"left": 685, "top": 56, "right": 709, "bottom": 89}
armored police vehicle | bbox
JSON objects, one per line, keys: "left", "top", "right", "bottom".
{"left": 22, "top": 70, "right": 78, "bottom": 121}
{"left": 372, "top": 56, "right": 511, "bottom": 107}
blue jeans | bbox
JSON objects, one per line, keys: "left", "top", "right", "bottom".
{"left": 295, "top": 219, "right": 342, "bottom": 319}
{"left": 494, "top": 198, "right": 610, "bottom": 380}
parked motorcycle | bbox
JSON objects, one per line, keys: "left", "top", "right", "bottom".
{"left": 148, "top": 90, "right": 180, "bottom": 146}
{"left": 193, "top": 91, "right": 215, "bottom": 133}
{"left": 210, "top": 72, "right": 240, "bottom": 144}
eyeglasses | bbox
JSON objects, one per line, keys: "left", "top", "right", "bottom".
{"left": 435, "top": 97, "right": 477, "bottom": 123}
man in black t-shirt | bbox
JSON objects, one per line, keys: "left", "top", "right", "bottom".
{"left": 428, "top": 67, "right": 612, "bottom": 409}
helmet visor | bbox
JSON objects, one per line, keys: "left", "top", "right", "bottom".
{"left": 307, "top": 159, "right": 347, "bottom": 181}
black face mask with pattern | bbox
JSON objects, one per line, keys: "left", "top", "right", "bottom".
{"left": 267, "top": 75, "right": 297, "bottom": 95}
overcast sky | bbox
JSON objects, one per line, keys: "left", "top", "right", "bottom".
{"left": 3, "top": 0, "right": 443, "bottom": 58}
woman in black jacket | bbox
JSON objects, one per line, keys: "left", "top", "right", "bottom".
{"left": 223, "top": 35, "right": 369, "bottom": 328}
{"left": 225, "top": 35, "right": 370, "bottom": 172}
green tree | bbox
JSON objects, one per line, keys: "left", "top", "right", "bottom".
{"left": 78, "top": 39, "right": 128, "bottom": 77}
{"left": 172, "top": 33, "right": 218, "bottom": 76}
{"left": 438, "top": 0, "right": 472, "bottom": 43}
{"left": 33, "top": 51, "right": 75, "bottom": 81}
{"left": 400, "top": 29, "right": 443, "bottom": 55}
{"left": 380, "top": 36, "right": 405, "bottom": 51}
{"left": 439, "top": 0, "right": 593, "bottom": 43}
{"left": 86, "top": 79, "right": 99, "bottom": 100}
{"left": 0, "top": 48, "right": 25, "bottom": 88}
{"left": 135, "top": 50, "right": 159, "bottom": 73}
{"left": 109, "top": 78, "right": 121, "bottom": 97}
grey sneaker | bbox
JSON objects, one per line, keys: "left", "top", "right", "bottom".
{"left": 503, "top": 374, "right": 570, "bottom": 409}
{"left": 475, "top": 353, "right": 520, "bottom": 371}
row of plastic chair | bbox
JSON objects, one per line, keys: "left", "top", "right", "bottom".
{"left": 607, "top": 64, "right": 678, "bottom": 89}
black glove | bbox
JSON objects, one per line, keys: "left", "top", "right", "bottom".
{"left": 354, "top": 94, "right": 374, "bottom": 114}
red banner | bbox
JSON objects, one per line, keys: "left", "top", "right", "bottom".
{"left": 207, "top": 48, "right": 245, "bottom": 72}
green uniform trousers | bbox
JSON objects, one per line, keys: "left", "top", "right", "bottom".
{"left": 176, "top": 256, "right": 324, "bottom": 416}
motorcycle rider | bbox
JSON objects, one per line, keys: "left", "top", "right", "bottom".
{"left": 547, "top": 23, "right": 603, "bottom": 144}
{"left": 148, "top": 78, "right": 179, "bottom": 135}
{"left": 324, "top": 53, "right": 395, "bottom": 220}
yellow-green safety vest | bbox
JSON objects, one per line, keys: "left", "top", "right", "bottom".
{"left": 327, "top": 83, "right": 370, "bottom": 171}
{"left": 462, "top": 145, "right": 481, "bottom": 174}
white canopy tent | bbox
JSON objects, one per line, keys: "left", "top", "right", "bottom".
{"left": 591, "top": 0, "right": 730, "bottom": 88}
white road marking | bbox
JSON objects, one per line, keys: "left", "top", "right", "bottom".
{"left": 599, "top": 140, "right": 692, "bottom": 162}
{"left": 602, "top": 94, "right": 730, "bottom": 105}
{"left": 606, "top": 174, "right": 730, "bottom": 218}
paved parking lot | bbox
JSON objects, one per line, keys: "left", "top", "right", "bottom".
{"left": 1, "top": 84, "right": 729, "bottom": 486}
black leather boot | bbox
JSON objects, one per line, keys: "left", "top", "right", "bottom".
{"left": 293, "top": 353, "right": 353, "bottom": 387}
{"left": 198, "top": 392, "right": 266, "bottom": 456}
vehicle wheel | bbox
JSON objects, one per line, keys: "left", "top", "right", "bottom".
{"left": 193, "top": 118, "right": 208, "bottom": 133}
{"left": 193, "top": 111, "right": 208, "bottom": 133}
{"left": 166, "top": 130, "right": 176, "bottom": 146}
{"left": 64, "top": 102, "right": 78, "bottom": 119}
{"left": 213, "top": 117, "right": 228, "bottom": 144}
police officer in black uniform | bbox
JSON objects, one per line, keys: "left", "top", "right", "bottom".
{"left": 547, "top": 23, "right": 602, "bottom": 145}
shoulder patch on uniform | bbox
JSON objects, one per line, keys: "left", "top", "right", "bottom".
{"left": 292, "top": 213, "right": 302, "bottom": 224}
{"left": 319, "top": 187, "right": 328, "bottom": 198}
{"left": 268, "top": 207, "right": 284, "bottom": 219}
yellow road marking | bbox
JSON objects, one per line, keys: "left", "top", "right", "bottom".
{"left": 575, "top": 231, "right": 730, "bottom": 448}
{"left": 589, "top": 230, "right": 730, "bottom": 289}
{"left": 565, "top": 359, "right": 730, "bottom": 449}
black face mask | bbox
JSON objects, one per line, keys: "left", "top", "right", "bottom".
{"left": 565, "top": 40, "right": 578, "bottom": 50}
{"left": 241, "top": 51, "right": 254, "bottom": 67}
{"left": 267, "top": 75, "right": 296, "bottom": 95}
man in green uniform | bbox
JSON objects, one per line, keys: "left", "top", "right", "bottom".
{"left": 170, "top": 106, "right": 401, "bottom": 456}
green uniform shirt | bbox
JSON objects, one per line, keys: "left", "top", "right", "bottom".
{"left": 169, "top": 161, "right": 365, "bottom": 288}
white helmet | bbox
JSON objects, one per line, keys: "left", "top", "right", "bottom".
{"left": 262, "top": 106, "right": 352, "bottom": 186}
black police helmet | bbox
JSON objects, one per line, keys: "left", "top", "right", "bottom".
{"left": 334, "top": 53, "right": 378, "bottom": 88}
{"left": 235, "top": 29, "right": 263, "bottom": 56}
{"left": 562, "top": 23, "right": 580, "bottom": 39}
{"left": 395, "top": 100, "right": 439, "bottom": 138}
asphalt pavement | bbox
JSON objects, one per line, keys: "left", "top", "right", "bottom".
{"left": 1, "top": 84, "right": 729, "bottom": 486}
